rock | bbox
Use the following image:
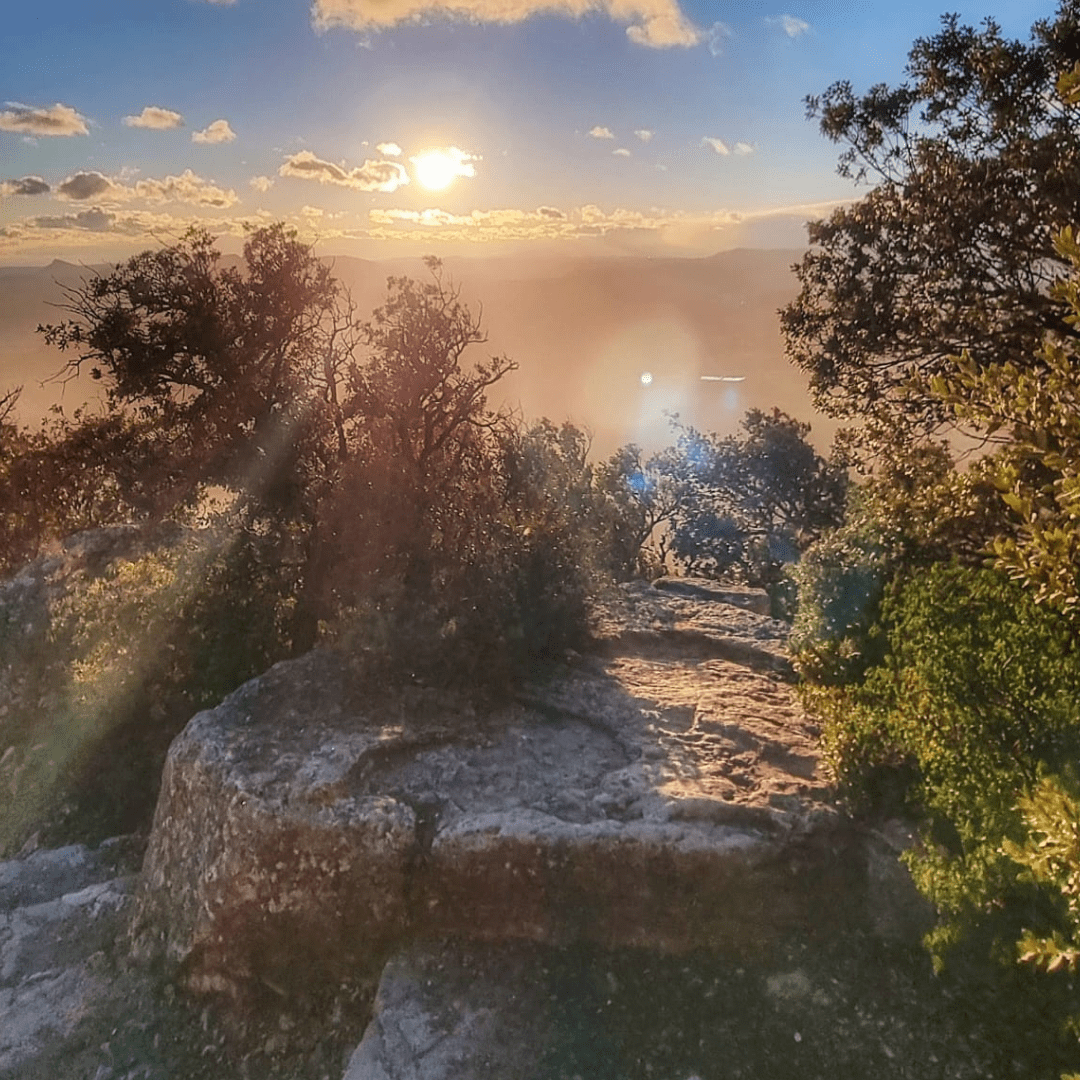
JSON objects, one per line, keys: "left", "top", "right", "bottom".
{"left": 130, "top": 583, "right": 897, "bottom": 1009}
{"left": 651, "top": 575, "right": 773, "bottom": 615}
{"left": 346, "top": 937, "right": 996, "bottom": 1080}
{"left": 344, "top": 942, "right": 551, "bottom": 1080}
{"left": 0, "top": 837, "right": 142, "bottom": 1076}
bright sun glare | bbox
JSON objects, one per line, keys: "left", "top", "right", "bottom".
{"left": 413, "top": 150, "right": 461, "bottom": 192}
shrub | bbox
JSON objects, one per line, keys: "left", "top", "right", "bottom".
{"left": 808, "top": 561, "right": 1080, "bottom": 965}
{"left": 0, "top": 526, "right": 292, "bottom": 850}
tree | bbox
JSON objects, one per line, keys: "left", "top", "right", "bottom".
{"left": 39, "top": 224, "right": 360, "bottom": 526}
{"left": 660, "top": 409, "right": 846, "bottom": 588}
{"left": 933, "top": 226, "right": 1080, "bottom": 621}
{"left": 594, "top": 442, "right": 687, "bottom": 576}
{"left": 780, "top": 3, "right": 1080, "bottom": 448}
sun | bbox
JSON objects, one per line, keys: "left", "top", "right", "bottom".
{"left": 412, "top": 150, "right": 460, "bottom": 192}
{"left": 410, "top": 147, "right": 477, "bottom": 192}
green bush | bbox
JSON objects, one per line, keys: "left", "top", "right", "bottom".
{"left": 808, "top": 561, "right": 1080, "bottom": 964}
{"left": 791, "top": 442, "right": 1010, "bottom": 684}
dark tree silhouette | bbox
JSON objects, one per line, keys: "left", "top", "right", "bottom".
{"left": 781, "top": 3, "right": 1080, "bottom": 449}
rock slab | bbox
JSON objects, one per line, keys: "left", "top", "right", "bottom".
{"left": 131, "top": 581, "right": 909, "bottom": 1007}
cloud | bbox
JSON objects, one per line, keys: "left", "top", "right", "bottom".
{"left": 192, "top": 119, "right": 236, "bottom": 144}
{"left": 634, "top": 129, "right": 654, "bottom": 142}
{"left": 0, "top": 102, "right": 89, "bottom": 137}
{"left": 301, "top": 205, "right": 324, "bottom": 218}
{"left": 33, "top": 208, "right": 118, "bottom": 233}
{"left": 537, "top": 206, "right": 566, "bottom": 219}
{"left": 123, "top": 106, "right": 184, "bottom": 129}
{"left": 57, "top": 168, "right": 237, "bottom": 207}
{"left": 706, "top": 20, "right": 732, "bottom": 56}
{"left": 613, "top": 148, "right": 631, "bottom": 157}
{"left": 133, "top": 169, "right": 238, "bottom": 207}
{"left": 589, "top": 126, "right": 615, "bottom": 139}
{"left": 249, "top": 175, "right": 274, "bottom": 192}
{"left": 624, "top": 8, "right": 698, "bottom": 47}
{"left": 0, "top": 176, "right": 50, "bottom": 197}
{"left": 279, "top": 150, "right": 410, "bottom": 192}
{"left": 376, "top": 142, "right": 403, "bottom": 156}
{"left": 769, "top": 14, "right": 809, "bottom": 37}
{"left": 58, "top": 171, "right": 120, "bottom": 201}
{"left": 734, "top": 142, "right": 755, "bottom": 155}
{"left": 701, "top": 137, "right": 729, "bottom": 155}
{"left": 312, "top": 0, "right": 700, "bottom": 48}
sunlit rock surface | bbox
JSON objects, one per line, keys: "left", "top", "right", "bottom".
{"left": 131, "top": 580, "right": 917, "bottom": 1004}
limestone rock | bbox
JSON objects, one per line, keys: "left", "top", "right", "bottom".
{"left": 0, "top": 838, "right": 141, "bottom": 1076}
{"left": 131, "top": 582, "right": 887, "bottom": 1008}
{"left": 346, "top": 937, "right": 996, "bottom": 1080}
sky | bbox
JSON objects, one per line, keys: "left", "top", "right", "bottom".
{"left": 0, "top": 0, "right": 1056, "bottom": 265}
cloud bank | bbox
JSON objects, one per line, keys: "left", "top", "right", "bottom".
{"left": 55, "top": 168, "right": 237, "bottom": 207}
{"left": 312, "top": 0, "right": 700, "bottom": 48}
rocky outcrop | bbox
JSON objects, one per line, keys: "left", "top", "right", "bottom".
{"left": 345, "top": 936, "right": 995, "bottom": 1080}
{"left": 0, "top": 838, "right": 141, "bottom": 1076}
{"left": 131, "top": 580, "right": 921, "bottom": 1009}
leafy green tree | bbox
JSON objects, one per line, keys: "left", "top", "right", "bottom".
{"left": 781, "top": 2, "right": 1080, "bottom": 448}
{"left": 933, "top": 226, "right": 1080, "bottom": 620}
{"left": 790, "top": 441, "right": 1009, "bottom": 684}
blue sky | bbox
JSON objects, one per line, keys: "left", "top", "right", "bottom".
{"left": 0, "top": 0, "right": 1055, "bottom": 263}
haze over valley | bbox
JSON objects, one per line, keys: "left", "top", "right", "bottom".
{"left": 0, "top": 246, "right": 832, "bottom": 459}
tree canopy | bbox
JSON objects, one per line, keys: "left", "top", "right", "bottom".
{"left": 780, "top": 2, "right": 1080, "bottom": 447}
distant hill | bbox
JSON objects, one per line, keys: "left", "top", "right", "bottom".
{"left": 0, "top": 248, "right": 835, "bottom": 458}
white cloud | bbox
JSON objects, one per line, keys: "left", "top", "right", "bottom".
{"left": 613, "top": 148, "right": 631, "bottom": 157}
{"left": 706, "top": 20, "right": 732, "bottom": 56}
{"left": 192, "top": 119, "right": 236, "bottom": 145}
{"left": 279, "top": 150, "right": 410, "bottom": 192}
{"left": 123, "top": 106, "right": 184, "bottom": 130}
{"left": 133, "top": 169, "right": 238, "bottom": 207}
{"left": 0, "top": 102, "right": 89, "bottom": 137}
{"left": 376, "top": 141, "right": 403, "bottom": 156}
{"left": 301, "top": 205, "right": 324, "bottom": 218}
{"left": 634, "top": 129, "right": 654, "bottom": 142}
{"left": 734, "top": 142, "right": 755, "bottom": 156}
{"left": 769, "top": 14, "right": 809, "bottom": 37}
{"left": 312, "top": 0, "right": 700, "bottom": 48}
{"left": 589, "top": 126, "right": 615, "bottom": 139}
{"left": 701, "top": 137, "right": 729, "bottom": 155}
{"left": 0, "top": 176, "right": 50, "bottom": 197}
{"left": 249, "top": 175, "right": 274, "bottom": 192}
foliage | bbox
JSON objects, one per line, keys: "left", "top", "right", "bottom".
{"left": 791, "top": 441, "right": 1011, "bottom": 683}
{"left": 655, "top": 409, "right": 846, "bottom": 591}
{"left": 780, "top": 2, "right": 1080, "bottom": 449}
{"left": 808, "top": 562, "right": 1080, "bottom": 969}
{"left": 933, "top": 226, "right": 1080, "bottom": 620}
{"left": 593, "top": 442, "right": 686, "bottom": 577}
{"left": 0, "top": 527, "right": 292, "bottom": 849}
{"left": 38, "top": 224, "right": 359, "bottom": 525}
{"left": 1005, "top": 775, "right": 1080, "bottom": 976}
